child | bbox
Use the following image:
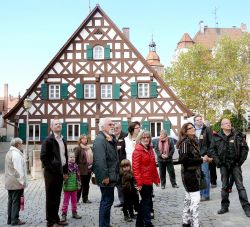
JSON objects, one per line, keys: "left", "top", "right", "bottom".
{"left": 61, "top": 151, "right": 82, "bottom": 222}
{"left": 120, "top": 159, "right": 139, "bottom": 222}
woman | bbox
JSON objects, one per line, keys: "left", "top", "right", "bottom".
{"left": 177, "top": 123, "right": 208, "bottom": 227}
{"left": 5, "top": 137, "right": 27, "bottom": 225}
{"left": 153, "top": 129, "right": 178, "bottom": 189}
{"left": 74, "top": 134, "right": 93, "bottom": 203}
{"left": 132, "top": 130, "right": 160, "bottom": 227}
{"left": 124, "top": 121, "right": 141, "bottom": 163}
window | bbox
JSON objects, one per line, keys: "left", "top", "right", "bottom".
{"left": 67, "top": 124, "right": 80, "bottom": 141}
{"left": 84, "top": 84, "right": 96, "bottom": 99}
{"left": 138, "top": 83, "right": 149, "bottom": 98}
{"left": 49, "top": 84, "right": 60, "bottom": 99}
{"left": 101, "top": 84, "right": 112, "bottom": 99}
{"left": 150, "top": 122, "right": 162, "bottom": 138}
{"left": 29, "top": 124, "right": 40, "bottom": 141}
{"left": 93, "top": 45, "right": 104, "bottom": 60}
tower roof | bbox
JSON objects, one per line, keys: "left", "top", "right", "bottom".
{"left": 176, "top": 33, "right": 194, "bottom": 49}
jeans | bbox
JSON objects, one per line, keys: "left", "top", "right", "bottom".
{"left": 200, "top": 162, "right": 210, "bottom": 199}
{"left": 158, "top": 160, "right": 177, "bottom": 187}
{"left": 99, "top": 186, "right": 114, "bottom": 227}
{"left": 220, "top": 166, "right": 250, "bottom": 210}
{"left": 61, "top": 191, "right": 77, "bottom": 214}
{"left": 136, "top": 185, "right": 153, "bottom": 227}
{"left": 7, "top": 189, "right": 23, "bottom": 225}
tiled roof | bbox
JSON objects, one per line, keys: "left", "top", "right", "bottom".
{"left": 177, "top": 33, "right": 194, "bottom": 49}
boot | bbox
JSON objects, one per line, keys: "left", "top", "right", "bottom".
{"left": 72, "top": 212, "right": 82, "bottom": 219}
{"left": 61, "top": 213, "right": 67, "bottom": 222}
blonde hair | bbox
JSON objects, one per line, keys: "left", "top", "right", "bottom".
{"left": 77, "top": 134, "right": 88, "bottom": 146}
{"left": 120, "top": 159, "right": 132, "bottom": 174}
{"left": 135, "top": 130, "right": 152, "bottom": 144}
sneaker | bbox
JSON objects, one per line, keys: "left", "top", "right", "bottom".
{"left": 72, "top": 213, "right": 82, "bottom": 219}
{"left": 61, "top": 213, "right": 67, "bottom": 222}
{"left": 172, "top": 184, "right": 179, "bottom": 188}
{"left": 217, "top": 208, "right": 229, "bottom": 214}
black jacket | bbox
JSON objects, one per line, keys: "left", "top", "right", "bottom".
{"left": 178, "top": 137, "right": 203, "bottom": 192}
{"left": 153, "top": 137, "right": 175, "bottom": 162}
{"left": 196, "top": 124, "right": 213, "bottom": 156}
{"left": 116, "top": 131, "right": 128, "bottom": 162}
{"left": 209, "top": 129, "right": 249, "bottom": 168}
{"left": 40, "top": 132, "right": 68, "bottom": 175}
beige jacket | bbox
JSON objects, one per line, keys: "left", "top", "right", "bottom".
{"left": 5, "top": 146, "right": 27, "bottom": 190}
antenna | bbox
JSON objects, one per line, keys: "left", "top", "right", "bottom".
{"left": 212, "top": 7, "right": 219, "bottom": 27}
{"left": 89, "top": 0, "right": 91, "bottom": 12}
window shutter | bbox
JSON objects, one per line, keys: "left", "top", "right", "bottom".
{"left": 61, "top": 123, "right": 67, "bottom": 140}
{"left": 86, "top": 45, "right": 93, "bottom": 60}
{"left": 141, "top": 121, "right": 150, "bottom": 131}
{"left": 40, "top": 123, "right": 48, "bottom": 142}
{"left": 121, "top": 121, "right": 128, "bottom": 133}
{"left": 150, "top": 82, "right": 158, "bottom": 98}
{"left": 18, "top": 123, "right": 26, "bottom": 142}
{"left": 41, "top": 84, "right": 48, "bottom": 100}
{"left": 76, "top": 83, "right": 84, "bottom": 99}
{"left": 80, "top": 122, "right": 88, "bottom": 135}
{"left": 112, "top": 83, "right": 120, "bottom": 100}
{"left": 61, "top": 83, "right": 68, "bottom": 100}
{"left": 163, "top": 120, "right": 171, "bottom": 135}
{"left": 131, "top": 82, "right": 138, "bottom": 98}
{"left": 104, "top": 45, "right": 111, "bottom": 59}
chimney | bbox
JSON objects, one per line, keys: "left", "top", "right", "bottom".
{"left": 199, "top": 21, "right": 205, "bottom": 34}
{"left": 241, "top": 23, "right": 247, "bottom": 32}
{"left": 4, "top": 83, "right": 8, "bottom": 111}
{"left": 122, "top": 27, "right": 130, "bottom": 40}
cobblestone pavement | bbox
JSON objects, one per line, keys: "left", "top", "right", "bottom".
{"left": 1, "top": 157, "right": 250, "bottom": 227}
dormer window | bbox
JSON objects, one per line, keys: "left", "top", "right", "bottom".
{"left": 93, "top": 45, "right": 104, "bottom": 60}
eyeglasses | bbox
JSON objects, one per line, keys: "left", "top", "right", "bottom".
{"left": 141, "top": 136, "right": 150, "bottom": 139}
{"left": 134, "top": 127, "right": 140, "bottom": 129}
{"left": 186, "top": 127, "right": 194, "bottom": 131}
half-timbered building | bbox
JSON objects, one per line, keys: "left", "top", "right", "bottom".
{"left": 4, "top": 5, "right": 192, "bottom": 144}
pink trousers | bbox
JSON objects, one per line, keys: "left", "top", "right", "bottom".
{"left": 61, "top": 191, "right": 77, "bottom": 214}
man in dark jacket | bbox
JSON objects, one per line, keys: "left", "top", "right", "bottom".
{"left": 93, "top": 118, "right": 119, "bottom": 227}
{"left": 114, "top": 122, "right": 127, "bottom": 207}
{"left": 194, "top": 115, "right": 213, "bottom": 201}
{"left": 40, "top": 118, "right": 68, "bottom": 227}
{"left": 210, "top": 118, "right": 250, "bottom": 217}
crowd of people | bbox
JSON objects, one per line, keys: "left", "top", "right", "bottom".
{"left": 4, "top": 115, "right": 250, "bottom": 227}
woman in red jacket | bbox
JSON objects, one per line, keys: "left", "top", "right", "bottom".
{"left": 132, "top": 130, "right": 160, "bottom": 227}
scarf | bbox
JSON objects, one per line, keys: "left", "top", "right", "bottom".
{"left": 158, "top": 137, "right": 169, "bottom": 155}
{"left": 68, "top": 162, "right": 78, "bottom": 173}
{"left": 80, "top": 143, "right": 93, "bottom": 168}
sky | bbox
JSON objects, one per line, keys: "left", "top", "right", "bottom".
{"left": 1, "top": 0, "right": 250, "bottom": 97}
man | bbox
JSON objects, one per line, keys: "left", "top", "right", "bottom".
{"left": 40, "top": 118, "right": 68, "bottom": 227}
{"left": 153, "top": 129, "right": 179, "bottom": 189}
{"left": 93, "top": 118, "right": 120, "bottom": 227}
{"left": 210, "top": 118, "right": 250, "bottom": 217}
{"left": 194, "top": 115, "right": 213, "bottom": 201}
{"left": 113, "top": 122, "right": 127, "bottom": 208}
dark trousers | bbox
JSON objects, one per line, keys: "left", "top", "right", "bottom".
{"left": 136, "top": 185, "right": 153, "bottom": 227}
{"left": 209, "top": 160, "right": 217, "bottom": 185}
{"left": 44, "top": 169, "right": 63, "bottom": 226}
{"left": 116, "top": 184, "right": 124, "bottom": 204}
{"left": 77, "top": 173, "right": 91, "bottom": 202}
{"left": 123, "top": 192, "right": 134, "bottom": 217}
{"left": 220, "top": 166, "right": 250, "bottom": 210}
{"left": 7, "top": 189, "right": 23, "bottom": 225}
{"left": 99, "top": 186, "right": 114, "bottom": 227}
{"left": 158, "top": 160, "right": 177, "bottom": 187}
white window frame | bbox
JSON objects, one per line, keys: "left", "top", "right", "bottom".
{"left": 101, "top": 84, "right": 112, "bottom": 99}
{"left": 93, "top": 45, "right": 104, "bottom": 60}
{"left": 28, "top": 124, "right": 40, "bottom": 141}
{"left": 150, "top": 122, "right": 162, "bottom": 138}
{"left": 138, "top": 83, "right": 149, "bottom": 98}
{"left": 49, "top": 84, "right": 60, "bottom": 99}
{"left": 67, "top": 124, "right": 80, "bottom": 141}
{"left": 84, "top": 84, "right": 96, "bottom": 99}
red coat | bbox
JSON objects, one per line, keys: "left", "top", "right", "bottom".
{"left": 132, "top": 143, "right": 160, "bottom": 187}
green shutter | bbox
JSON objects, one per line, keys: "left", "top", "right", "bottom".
{"left": 131, "top": 82, "right": 138, "bottom": 98}
{"left": 61, "top": 83, "right": 68, "bottom": 100}
{"left": 113, "top": 83, "right": 120, "bottom": 100}
{"left": 61, "top": 123, "right": 67, "bottom": 140}
{"left": 18, "top": 123, "right": 26, "bottom": 142}
{"left": 40, "top": 123, "right": 48, "bottom": 142}
{"left": 163, "top": 120, "right": 171, "bottom": 135}
{"left": 86, "top": 45, "right": 93, "bottom": 60}
{"left": 141, "top": 121, "right": 150, "bottom": 131}
{"left": 80, "top": 122, "right": 88, "bottom": 135}
{"left": 150, "top": 82, "right": 158, "bottom": 98}
{"left": 121, "top": 121, "right": 128, "bottom": 133}
{"left": 104, "top": 45, "right": 111, "bottom": 59}
{"left": 41, "top": 84, "right": 48, "bottom": 100}
{"left": 76, "top": 83, "right": 84, "bottom": 99}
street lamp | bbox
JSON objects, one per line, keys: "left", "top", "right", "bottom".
{"left": 24, "top": 96, "right": 32, "bottom": 174}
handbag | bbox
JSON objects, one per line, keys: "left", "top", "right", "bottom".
{"left": 199, "top": 170, "right": 207, "bottom": 190}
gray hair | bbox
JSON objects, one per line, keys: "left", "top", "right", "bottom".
{"left": 160, "top": 129, "right": 168, "bottom": 136}
{"left": 98, "top": 118, "right": 111, "bottom": 131}
{"left": 10, "top": 137, "right": 23, "bottom": 147}
{"left": 135, "top": 130, "right": 151, "bottom": 144}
